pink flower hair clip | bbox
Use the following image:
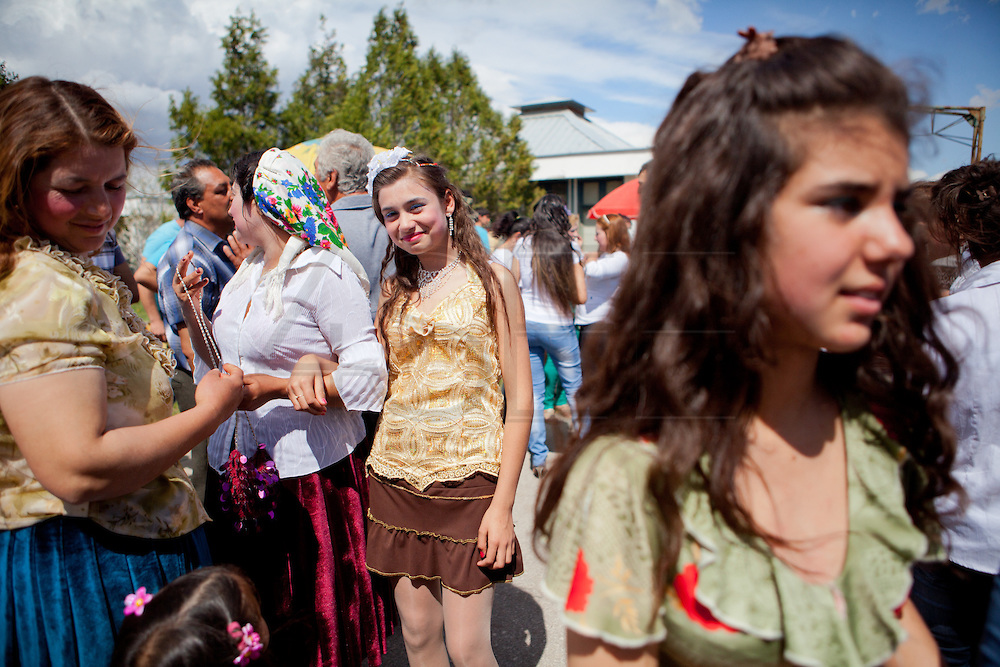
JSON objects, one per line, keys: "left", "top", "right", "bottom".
{"left": 228, "top": 621, "right": 264, "bottom": 665}
{"left": 123, "top": 586, "right": 154, "bottom": 617}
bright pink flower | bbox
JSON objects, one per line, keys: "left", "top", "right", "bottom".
{"left": 123, "top": 586, "right": 153, "bottom": 616}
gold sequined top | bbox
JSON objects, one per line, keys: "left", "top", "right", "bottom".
{"left": 369, "top": 266, "right": 504, "bottom": 490}
{"left": 0, "top": 237, "right": 207, "bottom": 538}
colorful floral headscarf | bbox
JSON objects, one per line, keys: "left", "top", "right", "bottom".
{"left": 252, "top": 148, "right": 369, "bottom": 292}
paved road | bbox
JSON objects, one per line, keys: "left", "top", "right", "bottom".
{"left": 380, "top": 418, "right": 572, "bottom": 666}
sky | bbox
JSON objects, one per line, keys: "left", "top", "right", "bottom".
{"left": 1, "top": 0, "right": 998, "bottom": 181}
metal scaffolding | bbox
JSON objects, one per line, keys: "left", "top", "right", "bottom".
{"left": 914, "top": 106, "right": 987, "bottom": 163}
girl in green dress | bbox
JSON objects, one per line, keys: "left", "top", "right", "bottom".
{"left": 536, "top": 29, "right": 957, "bottom": 667}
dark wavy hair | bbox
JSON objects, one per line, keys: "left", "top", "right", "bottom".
{"left": 171, "top": 158, "right": 218, "bottom": 220}
{"left": 528, "top": 193, "right": 580, "bottom": 316}
{"left": 932, "top": 158, "right": 1000, "bottom": 265}
{"left": 111, "top": 566, "right": 269, "bottom": 667}
{"left": 231, "top": 150, "right": 267, "bottom": 209}
{"left": 371, "top": 156, "right": 506, "bottom": 343}
{"left": 536, "top": 34, "right": 958, "bottom": 586}
{"left": 0, "top": 76, "right": 138, "bottom": 279}
{"left": 493, "top": 210, "right": 530, "bottom": 240}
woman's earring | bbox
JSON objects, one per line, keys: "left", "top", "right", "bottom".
{"left": 448, "top": 213, "right": 454, "bottom": 238}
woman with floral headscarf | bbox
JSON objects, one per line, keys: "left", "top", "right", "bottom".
{"left": 173, "top": 148, "right": 390, "bottom": 666}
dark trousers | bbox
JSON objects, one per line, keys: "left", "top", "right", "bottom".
{"left": 912, "top": 561, "right": 994, "bottom": 666}
{"left": 979, "top": 575, "right": 1000, "bottom": 666}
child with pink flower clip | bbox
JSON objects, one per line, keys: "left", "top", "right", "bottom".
{"left": 111, "top": 566, "right": 269, "bottom": 667}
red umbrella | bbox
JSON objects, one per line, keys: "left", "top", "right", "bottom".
{"left": 587, "top": 178, "right": 640, "bottom": 220}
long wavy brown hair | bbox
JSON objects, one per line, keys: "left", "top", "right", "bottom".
{"left": 527, "top": 194, "right": 580, "bottom": 317}
{"left": 0, "top": 76, "right": 138, "bottom": 279}
{"left": 535, "top": 34, "right": 958, "bottom": 591}
{"left": 371, "top": 157, "right": 506, "bottom": 344}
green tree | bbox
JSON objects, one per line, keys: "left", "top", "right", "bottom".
{"left": 335, "top": 7, "right": 429, "bottom": 145}
{"left": 336, "top": 6, "right": 538, "bottom": 212}
{"left": 280, "top": 16, "right": 349, "bottom": 146}
{"left": 167, "top": 11, "right": 280, "bottom": 171}
{"left": 166, "top": 7, "right": 538, "bottom": 212}
{"left": 0, "top": 61, "right": 18, "bottom": 90}
{"left": 424, "top": 51, "right": 538, "bottom": 214}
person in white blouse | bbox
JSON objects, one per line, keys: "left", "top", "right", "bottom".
{"left": 512, "top": 195, "right": 586, "bottom": 476}
{"left": 911, "top": 158, "right": 1000, "bottom": 665}
{"left": 174, "top": 148, "right": 390, "bottom": 667}
{"left": 577, "top": 213, "right": 631, "bottom": 376}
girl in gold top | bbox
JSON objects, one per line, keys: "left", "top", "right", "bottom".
{"left": 0, "top": 77, "right": 244, "bottom": 666}
{"left": 365, "top": 148, "right": 532, "bottom": 667}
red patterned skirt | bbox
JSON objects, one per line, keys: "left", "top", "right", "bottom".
{"left": 205, "top": 452, "right": 393, "bottom": 667}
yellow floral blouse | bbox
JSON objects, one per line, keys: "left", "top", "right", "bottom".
{"left": 0, "top": 238, "right": 207, "bottom": 539}
{"left": 368, "top": 266, "right": 504, "bottom": 490}
{"left": 543, "top": 400, "right": 935, "bottom": 666}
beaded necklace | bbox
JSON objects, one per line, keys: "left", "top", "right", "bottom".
{"left": 417, "top": 251, "right": 462, "bottom": 299}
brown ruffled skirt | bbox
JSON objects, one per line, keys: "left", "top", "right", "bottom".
{"left": 366, "top": 471, "right": 523, "bottom": 595}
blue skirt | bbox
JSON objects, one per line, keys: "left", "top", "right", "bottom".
{"left": 0, "top": 517, "right": 210, "bottom": 667}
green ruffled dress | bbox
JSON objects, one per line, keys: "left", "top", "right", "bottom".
{"left": 542, "top": 400, "right": 934, "bottom": 666}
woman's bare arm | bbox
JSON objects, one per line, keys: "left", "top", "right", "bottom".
{"left": 0, "top": 364, "right": 243, "bottom": 504}
{"left": 884, "top": 599, "right": 945, "bottom": 667}
{"left": 476, "top": 264, "right": 532, "bottom": 569}
{"left": 573, "top": 262, "right": 587, "bottom": 304}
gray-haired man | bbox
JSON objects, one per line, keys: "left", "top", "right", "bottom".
{"left": 314, "top": 129, "right": 392, "bottom": 318}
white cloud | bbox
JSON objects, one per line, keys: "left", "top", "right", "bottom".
{"left": 970, "top": 85, "right": 1000, "bottom": 108}
{"left": 851, "top": 9, "right": 857, "bottom": 18}
{"left": 916, "top": 0, "right": 961, "bottom": 14}
{"left": 0, "top": 0, "right": 798, "bottom": 167}
{"left": 654, "top": 0, "right": 704, "bottom": 33}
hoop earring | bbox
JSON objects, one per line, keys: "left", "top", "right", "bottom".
{"left": 448, "top": 213, "right": 454, "bottom": 238}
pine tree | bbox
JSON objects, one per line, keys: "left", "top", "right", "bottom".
{"left": 167, "top": 11, "right": 280, "bottom": 171}
{"left": 335, "top": 7, "right": 429, "bottom": 146}
{"left": 165, "top": 7, "right": 539, "bottom": 212}
{"left": 0, "top": 61, "right": 18, "bottom": 90}
{"left": 280, "top": 16, "right": 348, "bottom": 146}
{"left": 337, "top": 7, "right": 539, "bottom": 213}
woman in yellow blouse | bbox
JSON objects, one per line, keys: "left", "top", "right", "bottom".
{"left": 364, "top": 148, "right": 532, "bottom": 667}
{"left": 0, "top": 77, "right": 243, "bottom": 666}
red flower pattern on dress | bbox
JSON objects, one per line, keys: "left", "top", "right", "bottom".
{"left": 566, "top": 548, "right": 594, "bottom": 613}
{"left": 673, "top": 563, "right": 737, "bottom": 633}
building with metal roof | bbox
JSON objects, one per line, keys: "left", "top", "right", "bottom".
{"left": 516, "top": 100, "right": 651, "bottom": 217}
